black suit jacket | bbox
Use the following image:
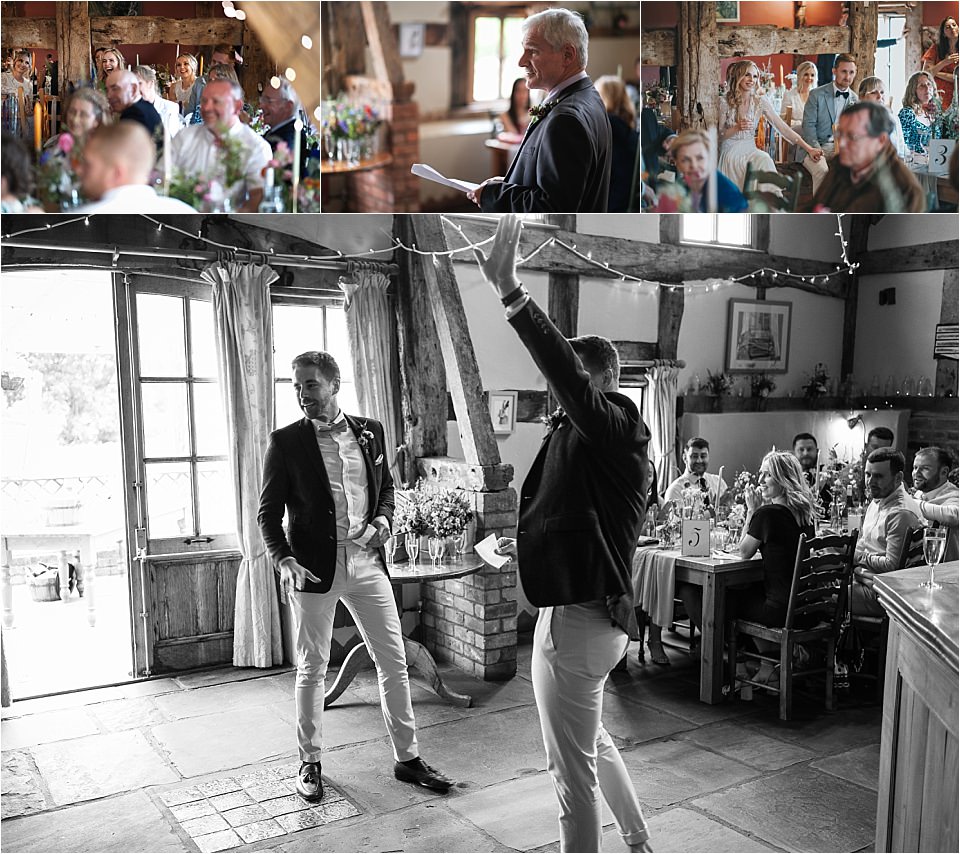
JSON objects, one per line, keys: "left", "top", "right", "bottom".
{"left": 510, "top": 299, "right": 650, "bottom": 606}
{"left": 257, "top": 415, "right": 395, "bottom": 594}
{"left": 480, "top": 77, "right": 612, "bottom": 213}
{"left": 120, "top": 99, "right": 163, "bottom": 139}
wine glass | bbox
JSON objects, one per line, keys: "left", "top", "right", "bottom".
{"left": 404, "top": 533, "right": 420, "bottom": 564}
{"left": 920, "top": 527, "right": 947, "bottom": 590}
{"left": 428, "top": 536, "right": 443, "bottom": 567}
{"left": 453, "top": 530, "right": 467, "bottom": 560}
{"left": 384, "top": 534, "right": 398, "bottom": 565}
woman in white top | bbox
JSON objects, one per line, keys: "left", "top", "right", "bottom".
{"left": 1, "top": 51, "right": 35, "bottom": 141}
{"left": 718, "top": 60, "right": 822, "bottom": 190}
{"left": 858, "top": 76, "right": 906, "bottom": 158}
{"left": 781, "top": 61, "right": 817, "bottom": 128}
{"left": 168, "top": 53, "right": 199, "bottom": 115}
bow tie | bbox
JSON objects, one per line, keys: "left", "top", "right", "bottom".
{"left": 836, "top": 91, "right": 850, "bottom": 99}
{"left": 315, "top": 420, "right": 348, "bottom": 435}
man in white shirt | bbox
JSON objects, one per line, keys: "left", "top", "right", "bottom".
{"left": 852, "top": 448, "right": 922, "bottom": 617}
{"left": 664, "top": 437, "right": 729, "bottom": 512}
{"left": 134, "top": 65, "right": 182, "bottom": 140}
{"left": 800, "top": 53, "right": 859, "bottom": 194}
{"left": 75, "top": 123, "right": 195, "bottom": 214}
{"left": 912, "top": 446, "right": 959, "bottom": 563}
{"left": 164, "top": 78, "right": 271, "bottom": 212}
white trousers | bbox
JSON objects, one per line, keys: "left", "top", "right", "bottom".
{"left": 532, "top": 603, "right": 650, "bottom": 853}
{"left": 803, "top": 144, "right": 833, "bottom": 195}
{"left": 288, "top": 543, "right": 418, "bottom": 763}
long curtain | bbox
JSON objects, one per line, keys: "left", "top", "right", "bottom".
{"left": 340, "top": 261, "right": 402, "bottom": 481}
{"left": 202, "top": 260, "right": 282, "bottom": 668}
{"left": 643, "top": 364, "right": 681, "bottom": 494}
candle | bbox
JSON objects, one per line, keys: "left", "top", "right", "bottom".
{"left": 33, "top": 100, "right": 42, "bottom": 152}
{"left": 780, "top": 65, "right": 784, "bottom": 87}
{"left": 617, "top": 63, "right": 623, "bottom": 80}
{"left": 199, "top": 55, "right": 203, "bottom": 76}
{"left": 292, "top": 119, "right": 302, "bottom": 213}
{"left": 162, "top": 122, "right": 171, "bottom": 196}
{"left": 176, "top": 43, "right": 180, "bottom": 58}
{"left": 707, "top": 126, "right": 718, "bottom": 213}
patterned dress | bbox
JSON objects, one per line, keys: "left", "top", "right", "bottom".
{"left": 898, "top": 107, "right": 935, "bottom": 153}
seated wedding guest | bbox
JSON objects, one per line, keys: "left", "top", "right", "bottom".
{"left": 1, "top": 50, "right": 33, "bottom": 100}
{"left": 852, "top": 448, "right": 921, "bottom": 617}
{"left": 260, "top": 79, "right": 308, "bottom": 173}
{"left": 1, "top": 133, "right": 43, "bottom": 212}
{"left": 809, "top": 101, "right": 925, "bottom": 212}
{"left": 497, "top": 77, "right": 531, "bottom": 142}
{"left": 98, "top": 48, "right": 124, "bottom": 87}
{"left": 912, "top": 446, "right": 959, "bottom": 563}
{"left": 858, "top": 76, "right": 906, "bottom": 157}
{"left": 44, "top": 87, "right": 108, "bottom": 151}
{"left": 595, "top": 75, "right": 639, "bottom": 212}
{"left": 93, "top": 46, "right": 106, "bottom": 80}
{"left": 731, "top": 451, "right": 818, "bottom": 685}
{"left": 801, "top": 54, "right": 858, "bottom": 194}
{"left": 468, "top": 8, "right": 611, "bottom": 213}
{"left": 207, "top": 63, "right": 253, "bottom": 124}
{"left": 922, "top": 16, "right": 958, "bottom": 110}
{"left": 639, "top": 105, "right": 676, "bottom": 187}
{"left": 657, "top": 129, "right": 747, "bottom": 212}
{"left": 75, "top": 123, "right": 195, "bottom": 213}
{"left": 134, "top": 66, "right": 181, "bottom": 140}
{"left": 165, "top": 78, "right": 271, "bottom": 212}
{"left": 105, "top": 69, "right": 162, "bottom": 139}
{"left": 899, "top": 70, "right": 940, "bottom": 153}
{"left": 792, "top": 432, "right": 833, "bottom": 511}
{"left": 941, "top": 67, "right": 959, "bottom": 140}
{"left": 781, "top": 61, "right": 817, "bottom": 162}
{"left": 168, "top": 53, "right": 200, "bottom": 116}
{"left": 719, "top": 60, "right": 822, "bottom": 191}
{"left": 211, "top": 42, "right": 242, "bottom": 69}
{"left": 664, "top": 437, "right": 729, "bottom": 508}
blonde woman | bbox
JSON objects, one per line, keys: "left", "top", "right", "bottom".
{"left": 595, "top": 75, "right": 638, "bottom": 211}
{"left": 858, "top": 76, "right": 906, "bottom": 157}
{"left": 168, "top": 53, "right": 199, "bottom": 115}
{"left": 718, "top": 60, "right": 822, "bottom": 190}
{"left": 898, "top": 70, "right": 939, "bottom": 153}
{"left": 98, "top": 48, "right": 124, "bottom": 85}
{"left": 781, "top": 60, "right": 817, "bottom": 129}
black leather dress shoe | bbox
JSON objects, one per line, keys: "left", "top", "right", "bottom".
{"left": 394, "top": 757, "right": 453, "bottom": 791}
{"left": 295, "top": 762, "right": 323, "bottom": 802}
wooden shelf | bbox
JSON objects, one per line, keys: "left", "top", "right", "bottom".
{"left": 320, "top": 151, "right": 393, "bottom": 175}
{"left": 679, "top": 394, "right": 956, "bottom": 414}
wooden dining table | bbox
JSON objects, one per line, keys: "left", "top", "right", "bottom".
{"left": 633, "top": 546, "right": 763, "bottom": 704}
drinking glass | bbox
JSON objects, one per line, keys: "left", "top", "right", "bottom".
{"left": 428, "top": 536, "right": 443, "bottom": 567}
{"left": 920, "top": 527, "right": 947, "bottom": 590}
{"left": 384, "top": 534, "right": 398, "bottom": 565}
{"left": 404, "top": 533, "right": 420, "bottom": 564}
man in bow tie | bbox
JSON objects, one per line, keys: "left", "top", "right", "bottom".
{"left": 467, "top": 8, "right": 612, "bottom": 212}
{"left": 801, "top": 53, "right": 859, "bottom": 194}
{"left": 664, "top": 437, "right": 729, "bottom": 511}
{"left": 258, "top": 351, "right": 452, "bottom": 804}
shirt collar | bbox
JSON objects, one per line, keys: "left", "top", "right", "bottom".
{"left": 832, "top": 82, "right": 850, "bottom": 95}
{"left": 311, "top": 410, "right": 346, "bottom": 429}
{"left": 875, "top": 484, "right": 908, "bottom": 508}
{"left": 545, "top": 70, "right": 588, "bottom": 102}
{"left": 922, "top": 480, "right": 957, "bottom": 500}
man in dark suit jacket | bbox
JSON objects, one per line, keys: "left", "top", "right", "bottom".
{"left": 105, "top": 69, "right": 162, "bottom": 140}
{"left": 258, "top": 351, "right": 451, "bottom": 803}
{"left": 475, "top": 217, "right": 653, "bottom": 853}
{"left": 468, "top": 8, "right": 611, "bottom": 212}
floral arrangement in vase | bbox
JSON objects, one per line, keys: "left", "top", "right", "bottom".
{"left": 704, "top": 370, "right": 734, "bottom": 396}
{"left": 749, "top": 373, "right": 776, "bottom": 397}
{"left": 395, "top": 481, "right": 474, "bottom": 539}
{"left": 802, "top": 362, "right": 830, "bottom": 399}
{"left": 321, "top": 98, "right": 384, "bottom": 164}
{"left": 36, "top": 133, "right": 82, "bottom": 210}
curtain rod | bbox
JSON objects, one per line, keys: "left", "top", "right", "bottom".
{"left": 1, "top": 240, "right": 398, "bottom": 273}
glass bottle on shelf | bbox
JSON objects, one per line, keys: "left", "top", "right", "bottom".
{"left": 883, "top": 374, "right": 896, "bottom": 396}
{"left": 869, "top": 374, "right": 881, "bottom": 396}
{"left": 917, "top": 375, "right": 933, "bottom": 396}
{"left": 900, "top": 376, "right": 915, "bottom": 397}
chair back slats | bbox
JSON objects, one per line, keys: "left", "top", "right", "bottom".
{"left": 901, "top": 525, "right": 926, "bottom": 568}
{"left": 785, "top": 531, "right": 858, "bottom": 628}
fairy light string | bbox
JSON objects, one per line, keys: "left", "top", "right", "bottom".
{"left": 1, "top": 214, "right": 861, "bottom": 295}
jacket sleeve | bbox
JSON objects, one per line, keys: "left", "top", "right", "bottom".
{"left": 257, "top": 432, "right": 293, "bottom": 567}
{"left": 508, "top": 297, "right": 646, "bottom": 447}
{"left": 800, "top": 91, "right": 820, "bottom": 148}
{"left": 373, "top": 422, "right": 396, "bottom": 525}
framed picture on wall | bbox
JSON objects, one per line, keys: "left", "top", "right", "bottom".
{"left": 489, "top": 391, "right": 517, "bottom": 435}
{"left": 716, "top": 2, "right": 740, "bottom": 22}
{"left": 725, "top": 299, "right": 792, "bottom": 373}
{"left": 398, "top": 22, "right": 426, "bottom": 58}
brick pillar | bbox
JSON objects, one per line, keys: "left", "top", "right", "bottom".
{"left": 416, "top": 457, "right": 518, "bottom": 681}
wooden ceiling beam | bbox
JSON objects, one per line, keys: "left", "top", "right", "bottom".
{"left": 857, "top": 240, "right": 959, "bottom": 275}
{"left": 0, "top": 16, "right": 244, "bottom": 49}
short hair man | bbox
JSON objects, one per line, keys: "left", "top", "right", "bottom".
{"left": 793, "top": 432, "right": 834, "bottom": 512}
{"left": 105, "top": 69, "right": 162, "bottom": 138}
{"left": 912, "top": 446, "right": 958, "bottom": 563}
{"left": 75, "top": 123, "right": 195, "bottom": 213}
{"left": 800, "top": 53, "right": 858, "bottom": 195}
{"left": 810, "top": 101, "right": 925, "bottom": 212}
{"left": 468, "top": 8, "right": 612, "bottom": 212}
{"left": 664, "top": 437, "right": 729, "bottom": 509}
{"left": 164, "top": 78, "right": 272, "bottom": 212}
{"left": 134, "top": 65, "right": 181, "bottom": 141}
{"left": 852, "top": 448, "right": 922, "bottom": 617}
{"left": 867, "top": 426, "right": 894, "bottom": 452}
{"left": 259, "top": 79, "right": 308, "bottom": 173}
{"left": 258, "top": 351, "right": 453, "bottom": 803}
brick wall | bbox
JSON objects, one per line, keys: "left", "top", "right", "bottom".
{"left": 347, "top": 99, "right": 421, "bottom": 213}
{"left": 907, "top": 408, "right": 960, "bottom": 469}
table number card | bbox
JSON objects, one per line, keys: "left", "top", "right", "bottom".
{"left": 681, "top": 519, "right": 711, "bottom": 557}
{"left": 928, "top": 139, "right": 956, "bottom": 176}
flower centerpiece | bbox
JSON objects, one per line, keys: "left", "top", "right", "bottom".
{"left": 36, "top": 133, "right": 82, "bottom": 210}
{"left": 395, "top": 481, "right": 474, "bottom": 561}
{"left": 803, "top": 362, "right": 830, "bottom": 400}
{"left": 167, "top": 123, "right": 248, "bottom": 211}
{"left": 321, "top": 98, "right": 384, "bottom": 165}
{"left": 749, "top": 373, "right": 776, "bottom": 397}
{"left": 704, "top": 369, "right": 734, "bottom": 396}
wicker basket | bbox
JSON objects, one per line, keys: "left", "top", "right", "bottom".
{"left": 28, "top": 570, "right": 60, "bottom": 602}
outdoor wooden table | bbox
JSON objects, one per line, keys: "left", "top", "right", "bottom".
{"left": 634, "top": 546, "right": 762, "bottom": 704}
{"left": 873, "top": 561, "right": 958, "bottom": 853}
{"left": 323, "top": 554, "right": 485, "bottom": 709}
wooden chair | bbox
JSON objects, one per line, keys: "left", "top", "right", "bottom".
{"left": 743, "top": 162, "right": 802, "bottom": 212}
{"left": 727, "top": 531, "right": 858, "bottom": 721}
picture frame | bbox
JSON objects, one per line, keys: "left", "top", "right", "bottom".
{"left": 934, "top": 323, "right": 958, "bottom": 360}
{"left": 725, "top": 299, "right": 792, "bottom": 373}
{"left": 398, "top": 22, "right": 426, "bottom": 58}
{"left": 488, "top": 390, "right": 517, "bottom": 435}
{"left": 716, "top": 1, "right": 740, "bottom": 22}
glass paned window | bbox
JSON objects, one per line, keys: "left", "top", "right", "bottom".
{"left": 137, "top": 293, "right": 186, "bottom": 376}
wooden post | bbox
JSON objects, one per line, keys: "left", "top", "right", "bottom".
{"left": 903, "top": 3, "right": 923, "bottom": 76}
{"left": 848, "top": 2, "right": 879, "bottom": 82}
{"left": 936, "top": 268, "right": 959, "bottom": 397}
{"left": 678, "top": 1, "right": 720, "bottom": 131}
{"left": 546, "top": 214, "right": 579, "bottom": 416}
{"left": 240, "top": 27, "right": 273, "bottom": 102}
{"left": 410, "top": 216, "right": 500, "bottom": 468}
{"left": 55, "top": 2, "right": 91, "bottom": 92}
{"left": 394, "top": 217, "right": 448, "bottom": 486}
{"left": 657, "top": 283, "right": 685, "bottom": 361}
{"left": 323, "top": 1, "right": 366, "bottom": 95}
{"left": 840, "top": 216, "right": 873, "bottom": 380}
{"left": 360, "top": 0, "right": 404, "bottom": 92}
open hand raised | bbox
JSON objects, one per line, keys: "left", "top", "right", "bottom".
{"left": 473, "top": 214, "right": 523, "bottom": 296}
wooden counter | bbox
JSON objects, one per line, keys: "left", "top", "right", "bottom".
{"left": 873, "top": 561, "right": 958, "bottom": 853}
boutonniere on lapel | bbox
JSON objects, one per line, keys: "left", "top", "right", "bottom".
{"left": 540, "top": 406, "right": 566, "bottom": 437}
{"left": 355, "top": 420, "right": 376, "bottom": 454}
{"left": 528, "top": 100, "right": 556, "bottom": 127}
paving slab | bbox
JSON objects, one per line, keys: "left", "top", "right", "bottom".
{"left": 682, "top": 720, "right": 817, "bottom": 772}
{"left": 1, "top": 708, "right": 100, "bottom": 751}
{"left": 616, "top": 737, "right": 758, "bottom": 810}
{"left": 691, "top": 765, "right": 876, "bottom": 852}
{"left": 32, "top": 729, "right": 178, "bottom": 806}
{"left": 601, "top": 691, "right": 697, "bottom": 744}
{"left": 87, "top": 696, "right": 169, "bottom": 732}
{"left": 744, "top": 703, "right": 883, "bottom": 755}
{"left": 315, "top": 687, "right": 416, "bottom": 750}
{"left": 0, "top": 789, "right": 184, "bottom": 852}
{"left": 174, "top": 668, "right": 292, "bottom": 690}
{"left": 810, "top": 743, "right": 881, "bottom": 792}
{"left": 1, "top": 750, "right": 48, "bottom": 819}
{"left": 153, "top": 678, "right": 291, "bottom": 720}
{"left": 601, "top": 806, "right": 774, "bottom": 852}
{"left": 150, "top": 703, "right": 294, "bottom": 777}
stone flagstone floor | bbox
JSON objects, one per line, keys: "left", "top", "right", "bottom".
{"left": 1, "top": 636, "right": 883, "bottom": 852}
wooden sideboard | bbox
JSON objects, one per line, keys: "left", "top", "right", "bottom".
{"left": 873, "top": 562, "right": 958, "bottom": 853}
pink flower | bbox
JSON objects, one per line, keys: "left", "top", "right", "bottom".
{"left": 276, "top": 141, "right": 290, "bottom": 155}
{"left": 58, "top": 133, "right": 75, "bottom": 154}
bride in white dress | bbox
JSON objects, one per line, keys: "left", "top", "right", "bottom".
{"left": 718, "top": 60, "right": 822, "bottom": 190}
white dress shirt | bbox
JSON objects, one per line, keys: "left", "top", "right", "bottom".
{"left": 664, "top": 470, "right": 729, "bottom": 505}
{"left": 855, "top": 484, "right": 922, "bottom": 573}
{"left": 165, "top": 120, "right": 272, "bottom": 193}
{"left": 312, "top": 412, "right": 371, "bottom": 541}
{"left": 76, "top": 185, "right": 197, "bottom": 213}
{"left": 916, "top": 480, "right": 959, "bottom": 563}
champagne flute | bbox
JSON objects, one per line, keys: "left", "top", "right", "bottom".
{"left": 920, "top": 527, "right": 947, "bottom": 590}
{"left": 428, "top": 536, "right": 443, "bottom": 567}
{"left": 384, "top": 534, "right": 398, "bottom": 565}
{"left": 405, "top": 532, "right": 420, "bottom": 564}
